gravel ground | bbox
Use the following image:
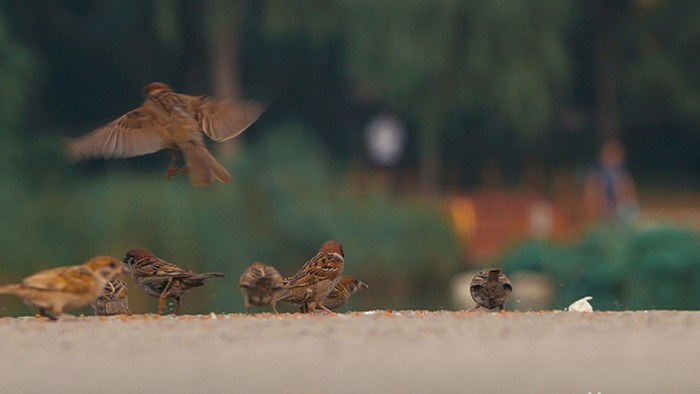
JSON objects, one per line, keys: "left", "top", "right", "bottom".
{"left": 0, "top": 310, "right": 697, "bottom": 393}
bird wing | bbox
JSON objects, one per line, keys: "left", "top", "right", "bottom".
{"left": 136, "top": 258, "right": 196, "bottom": 279}
{"left": 21, "top": 266, "right": 94, "bottom": 294}
{"left": 239, "top": 264, "right": 264, "bottom": 287}
{"left": 102, "top": 276, "right": 128, "bottom": 299}
{"left": 265, "top": 266, "right": 284, "bottom": 289}
{"left": 68, "top": 109, "right": 166, "bottom": 159}
{"left": 285, "top": 254, "right": 342, "bottom": 288}
{"left": 190, "top": 95, "right": 266, "bottom": 142}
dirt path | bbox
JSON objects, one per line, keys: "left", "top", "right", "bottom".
{"left": 0, "top": 311, "right": 697, "bottom": 393}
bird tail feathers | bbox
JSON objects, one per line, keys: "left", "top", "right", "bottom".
{"left": 181, "top": 145, "right": 230, "bottom": 186}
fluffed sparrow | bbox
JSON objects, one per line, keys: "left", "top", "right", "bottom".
{"left": 68, "top": 82, "right": 266, "bottom": 186}
{"left": 122, "top": 248, "right": 224, "bottom": 314}
{"left": 239, "top": 262, "right": 284, "bottom": 314}
{"left": 469, "top": 268, "right": 512, "bottom": 311}
{"left": 278, "top": 240, "right": 344, "bottom": 314}
{"left": 299, "top": 276, "right": 368, "bottom": 313}
{"left": 91, "top": 273, "right": 130, "bottom": 315}
{"left": 0, "top": 256, "right": 122, "bottom": 319}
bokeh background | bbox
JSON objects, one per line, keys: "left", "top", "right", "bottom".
{"left": 0, "top": 0, "right": 698, "bottom": 315}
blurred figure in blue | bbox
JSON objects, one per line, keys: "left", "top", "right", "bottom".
{"left": 584, "top": 139, "right": 638, "bottom": 223}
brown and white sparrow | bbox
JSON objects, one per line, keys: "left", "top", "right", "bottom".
{"left": 91, "top": 273, "right": 131, "bottom": 316}
{"left": 278, "top": 240, "right": 344, "bottom": 314}
{"left": 299, "top": 276, "right": 368, "bottom": 313}
{"left": 122, "top": 248, "right": 225, "bottom": 314}
{"left": 0, "top": 256, "right": 122, "bottom": 319}
{"left": 469, "top": 268, "right": 512, "bottom": 311}
{"left": 68, "top": 82, "right": 266, "bottom": 186}
{"left": 239, "top": 262, "right": 284, "bottom": 314}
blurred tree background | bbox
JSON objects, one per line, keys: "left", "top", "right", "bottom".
{"left": 0, "top": 0, "right": 698, "bottom": 315}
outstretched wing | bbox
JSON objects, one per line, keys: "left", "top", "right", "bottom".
{"left": 68, "top": 109, "right": 166, "bottom": 160}
{"left": 191, "top": 95, "right": 266, "bottom": 142}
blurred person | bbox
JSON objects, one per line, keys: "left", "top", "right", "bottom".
{"left": 363, "top": 111, "right": 407, "bottom": 191}
{"left": 364, "top": 111, "right": 406, "bottom": 168}
{"left": 584, "top": 139, "right": 638, "bottom": 222}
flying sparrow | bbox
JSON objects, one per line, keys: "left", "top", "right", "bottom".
{"left": 122, "top": 248, "right": 225, "bottom": 314}
{"left": 239, "top": 262, "right": 284, "bottom": 314}
{"left": 68, "top": 82, "right": 266, "bottom": 186}
{"left": 278, "top": 240, "right": 344, "bottom": 314}
{"left": 91, "top": 273, "right": 131, "bottom": 316}
{"left": 299, "top": 276, "right": 368, "bottom": 313}
{"left": 0, "top": 256, "right": 122, "bottom": 319}
{"left": 469, "top": 268, "right": 512, "bottom": 311}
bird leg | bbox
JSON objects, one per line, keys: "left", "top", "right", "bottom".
{"left": 243, "top": 294, "right": 251, "bottom": 314}
{"left": 158, "top": 277, "right": 174, "bottom": 314}
{"left": 38, "top": 308, "right": 58, "bottom": 321}
{"left": 173, "top": 297, "right": 182, "bottom": 314}
{"left": 315, "top": 301, "right": 336, "bottom": 316}
{"left": 164, "top": 149, "right": 181, "bottom": 180}
{"left": 270, "top": 301, "right": 279, "bottom": 315}
{"left": 158, "top": 297, "right": 168, "bottom": 315}
{"left": 303, "top": 302, "right": 314, "bottom": 314}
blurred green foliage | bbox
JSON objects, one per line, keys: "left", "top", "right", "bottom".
{"left": 497, "top": 224, "right": 700, "bottom": 310}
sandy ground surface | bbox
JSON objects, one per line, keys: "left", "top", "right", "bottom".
{"left": 0, "top": 310, "right": 698, "bottom": 393}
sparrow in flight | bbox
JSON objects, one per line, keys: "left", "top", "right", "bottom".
{"left": 68, "top": 82, "right": 265, "bottom": 186}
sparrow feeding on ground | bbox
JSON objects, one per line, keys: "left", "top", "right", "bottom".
{"left": 278, "top": 241, "right": 344, "bottom": 314}
{"left": 298, "top": 276, "right": 368, "bottom": 313}
{"left": 91, "top": 273, "right": 130, "bottom": 316}
{"left": 239, "top": 262, "right": 284, "bottom": 314}
{"left": 469, "top": 268, "right": 512, "bottom": 312}
{"left": 0, "top": 256, "right": 122, "bottom": 319}
{"left": 123, "top": 248, "right": 225, "bottom": 314}
{"left": 68, "top": 82, "right": 266, "bottom": 186}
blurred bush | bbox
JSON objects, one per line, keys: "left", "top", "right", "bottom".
{"left": 497, "top": 224, "right": 700, "bottom": 310}
{"left": 0, "top": 125, "right": 459, "bottom": 315}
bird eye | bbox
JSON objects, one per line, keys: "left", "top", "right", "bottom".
{"left": 109, "top": 261, "right": 117, "bottom": 269}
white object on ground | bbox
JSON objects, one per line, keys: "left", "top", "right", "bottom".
{"left": 567, "top": 296, "right": 594, "bottom": 313}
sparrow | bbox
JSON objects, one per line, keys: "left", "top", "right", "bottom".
{"left": 238, "top": 262, "right": 284, "bottom": 314}
{"left": 91, "top": 273, "right": 131, "bottom": 316}
{"left": 122, "top": 248, "right": 225, "bottom": 314}
{"left": 278, "top": 241, "right": 344, "bottom": 314}
{"left": 0, "top": 256, "right": 122, "bottom": 319}
{"left": 68, "top": 82, "right": 266, "bottom": 186}
{"left": 567, "top": 296, "right": 594, "bottom": 313}
{"left": 299, "top": 276, "right": 368, "bottom": 313}
{"left": 469, "top": 268, "right": 512, "bottom": 311}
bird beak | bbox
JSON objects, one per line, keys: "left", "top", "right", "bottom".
{"left": 122, "top": 262, "right": 132, "bottom": 273}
